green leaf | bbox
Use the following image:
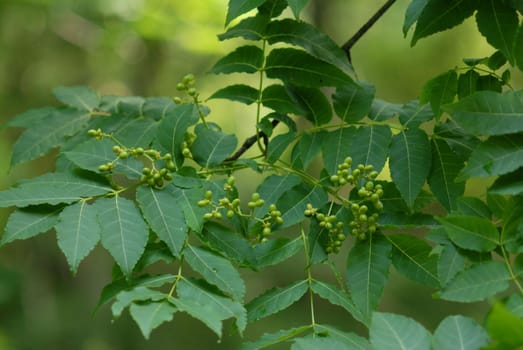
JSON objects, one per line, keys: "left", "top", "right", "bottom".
{"left": 516, "top": 23, "right": 523, "bottom": 71}
{"left": 277, "top": 184, "right": 328, "bottom": 229}
{"left": 369, "top": 99, "right": 402, "bottom": 121}
{"left": 112, "top": 286, "right": 166, "bottom": 318}
{"left": 458, "top": 134, "right": 523, "bottom": 180}
{"left": 487, "top": 51, "right": 508, "bottom": 70}
{"left": 55, "top": 201, "right": 100, "bottom": 274}
{"left": 64, "top": 139, "right": 143, "bottom": 179}
{"left": 246, "top": 280, "right": 308, "bottom": 323}
{"left": 265, "top": 48, "right": 356, "bottom": 88}
{"left": 225, "top": 0, "right": 266, "bottom": 26}
{"left": 457, "top": 70, "right": 480, "bottom": 99}
{"left": 53, "top": 86, "right": 100, "bottom": 112}
{"left": 398, "top": 100, "right": 433, "bottom": 127}
{"left": 291, "top": 131, "right": 326, "bottom": 170}
{"left": 11, "top": 109, "right": 90, "bottom": 166}
{"left": 346, "top": 234, "right": 391, "bottom": 324}
{"left": 476, "top": 0, "right": 519, "bottom": 65}
{"left": 218, "top": 14, "right": 269, "bottom": 41}
{"left": 285, "top": 85, "right": 332, "bottom": 125}
{"left": 476, "top": 74, "right": 503, "bottom": 93}
{"left": 489, "top": 167, "right": 523, "bottom": 195}
{"left": 370, "top": 312, "right": 431, "bottom": 350}
{"left": 389, "top": 128, "right": 432, "bottom": 209}
{"left": 267, "top": 132, "right": 296, "bottom": 164}
{"left": 262, "top": 84, "right": 304, "bottom": 114}
{"left": 433, "top": 315, "right": 489, "bottom": 350}
{"left": 241, "top": 326, "right": 311, "bottom": 350}
{"left": 456, "top": 197, "right": 491, "bottom": 218}
{"left": 174, "top": 278, "right": 246, "bottom": 338}
{"left": 5, "top": 107, "right": 56, "bottom": 128}
{"left": 322, "top": 127, "right": 356, "bottom": 176}
{"left": 444, "top": 90, "right": 523, "bottom": 135}
{"left": 420, "top": 70, "right": 457, "bottom": 118}
{"left": 287, "top": 0, "right": 310, "bottom": 19}
{"left": 184, "top": 245, "right": 245, "bottom": 301}
{"left": 142, "top": 97, "right": 176, "bottom": 119}
{"left": 438, "top": 215, "right": 499, "bottom": 252}
{"left": 192, "top": 126, "right": 237, "bottom": 168}
{"left": 251, "top": 237, "right": 303, "bottom": 269}
{"left": 291, "top": 336, "right": 355, "bottom": 350}
{"left": 254, "top": 174, "right": 301, "bottom": 220}
{"left": 0, "top": 172, "right": 111, "bottom": 208}
{"left": 168, "top": 185, "right": 208, "bottom": 233}
{"left": 136, "top": 186, "right": 187, "bottom": 257}
{"left": 439, "top": 261, "right": 510, "bottom": 302}
{"left": 310, "top": 280, "right": 365, "bottom": 325}
{"left": 411, "top": 0, "right": 476, "bottom": 45}
{"left": 388, "top": 234, "right": 439, "bottom": 287}
{"left": 313, "top": 325, "right": 370, "bottom": 350}
{"left": 258, "top": 0, "right": 287, "bottom": 18}
{"left": 506, "top": 294, "right": 523, "bottom": 317}
{"left": 210, "top": 45, "right": 264, "bottom": 75}
{"left": 348, "top": 125, "right": 392, "bottom": 174}
{"left": 332, "top": 82, "right": 375, "bottom": 123}
{"left": 111, "top": 118, "right": 158, "bottom": 148}
{"left": 403, "top": 0, "right": 429, "bottom": 35}
{"left": 265, "top": 19, "right": 354, "bottom": 76}
{"left": 95, "top": 196, "right": 149, "bottom": 277}
{"left": 428, "top": 139, "right": 465, "bottom": 211}
{"left": 208, "top": 84, "right": 259, "bottom": 105}
{"left": 486, "top": 302, "right": 523, "bottom": 349}
{"left": 129, "top": 300, "right": 177, "bottom": 339}
{"left": 437, "top": 243, "right": 465, "bottom": 287}
{"left": 434, "top": 119, "right": 479, "bottom": 159}
{"left": 1, "top": 206, "right": 60, "bottom": 245}
{"left": 156, "top": 103, "right": 199, "bottom": 167}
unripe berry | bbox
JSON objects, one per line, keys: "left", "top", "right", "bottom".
{"left": 256, "top": 199, "right": 265, "bottom": 207}
{"left": 213, "top": 212, "right": 222, "bottom": 219}
{"left": 142, "top": 167, "right": 151, "bottom": 175}
{"left": 98, "top": 164, "right": 109, "bottom": 172}
{"left": 262, "top": 227, "right": 271, "bottom": 237}
{"left": 119, "top": 151, "right": 129, "bottom": 159}
{"left": 358, "top": 188, "right": 368, "bottom": 197}
{"left": 87, "top": 129, "right": 98, "bottom": 137}
{"left": 330, "top": 175, "right": 339, "bottom": 183}
{"left": 359, "top": 214, "right": 368, "bottom": 222}
{"left": 275, "top": 217, "right": 283, "bottom": 225}
{"left": 112, "top": 145, "right": 121, "bottom": 154}
{"left": 173, "top": 97, "right": 182, "bottom": 104}
{"left": 269, "top": 204, "right": 277, "bottom": 212}
{"left": 226, "top": 210, "right": 235, "bottom": 218}
{"left": 352, "top": 169, "right": 361, "bottom": 177}
{"left": 176, "top": 83, "right": 186, "bottom": 91}
{"left": 227, "top": 176, "right": 235, "bottom": 186}
{"left": 197, "top": 199, "right": 210, "bottom": 207}
{"left": 205, "top": 190, "right": 213, "bottom": 200}
{"left": 163, "top": 173, "right": 173, "bottom": 181}
{"left": 203, "top": 213, "right": 213, "bottom": 220}
{"left": 251, "top": 193, "right": 260, "bottom": 201}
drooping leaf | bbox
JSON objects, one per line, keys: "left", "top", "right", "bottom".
{"left": 265, "top": 19, "right": 354, "bottom": 76}
{"left": 0, "top": 172, "right": 111, "bottom": 208}
{"left": 486, "top": 302, "right": 523, "bottom": 349}
{"left": 11, "top": 109, "right": 90, "bottom": 166}
{"left": 443, "top": 90, "right": 523, "bottom": 135}
{"left": 411, "top": 0, "right": 476, "bottom": 45}
{"left": 1, "top": 206, "right": 60, "bottom": 245}
{"left": 433, "top": 315, "right": 490, "bottom": 350}
{"left": 346, "top": 234, "right": 391, "bottom": 324}
{"left": 287, "top": 0, "right": 310, "bottom": 19}
{"left": 487, "top": 50, "right": 508, "bottom": 70}
{"left": 218, "top": 14, "right": 269, "bottom": 41}
{"left": 210, "top": 45, "right": 264, "bottom": 74}
{"left": 64, "top": 138, "right": 143, "bottom": 179}
{"left": 457, "top": 134, "right": 523, "bottom": 180}
{"left": 457, "top": 70, "right": 480, "bottom": 99}
{"left": 174, "top": 278, "right": 247, "bottom": 337}
{"left": 332, "top": 82, "right": 375, "bottom": 123}
{"left": 398, "top": 100, "right": 433, "bottom": 127}
{"left": 95, "top": 196, "right": 149, "bottom": 277}
{"left": 291, "top": 131, "right": 326, "bottom": 170}
{"left": 246, "top": 280, "right": 308, "bottom": 323}
{"left": 136, "top": 186, "right": 187, "bottom": 257}
{"left": 265, "top": 48, "right": 357, "bottom": 88}
{"left": 55, "top": 201, "right": 100, "bottom": 274}
{"left": 403, "top": 0, "right": 429, "bottom": 35}
{"left": 267, "top": 132, "right": 296, "bottom": 164}
{"left": 310, "top": 280, "right": 365, "bottom": 325}
{"left": 184, "top": 245, "right": 245, "bottom": 301}
{"left": 438, "top": 215, "right": 499, "bottom": 252}
{"left": 192, "top": 126, "right": 238, "bottom": 168}
{"left": 241, "top": 326, "right": 311, "bottom": 350}
{"left": 476, "top": 0, "right": 519, "bottom": 65}
{"left": 262, "top": 84, "right": 304, "bottom": 114}
{"left": 437, "top": 243, "right": 466, "bottom": 287}
{"left": 348, "top": 125, "right": 392, "bottom": 174}
{"left": 389, "top": 128, "right": 432, "bottom": 209}
{"left": 225, "top": 0, "right": 266, "bottom": 26}
{"left": 420, "top": 70, "right": 457, "bottom": 118}
{"left": 277, "top": 183, "right": 328, "bottom": 229}
{"left": 208, "top": 84, "right": 259, "bottom": 105}
{"left": 129, "top": 301, "right": 177, "bottom": 339}
{"left": 438, "top": 261, "right": 510, "bottom": 302}
{"left": 322, "top": 127, "right": 357, "bottom": 176}
{"left": 156, "top": 103, "right": 200, "bottom": 168}
{"left": 428, "top": 138, "right": 465, "bottom": 211}
{"left": 370, "top": 312, "right": 431, "bottom": 350}
{"left": 285, "top": 85, "right": 332, "bottom": 125}
{"left": 388, "top": 234, "right": 439, "bottom": 287}
{"left": 53, "top": 86, "right": 100, "bottom": 112}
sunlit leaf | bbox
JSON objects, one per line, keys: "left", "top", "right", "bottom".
{"left": 346, "top": 234, "right": 391, "bottom": 324}
{"left": 1, "top": 206, "right": 60, "bottom": 245}
{"left": 55, "top": 201, "right": 100, "bottom": 274}
{"left": 258, "top": 0, "right": 287, "bottom": 18}
{"left": 433, "top": 315, "right": 489, "bottom": 350}
{"left": 332, "top": 82, "right": 375, "bottom": 123}
{"left": 322, "top": 127, "right": 356, "bottom": 176}
{"left": 53, "top": 86, "right": 100, "bottom": 112}
{"left": 439, "top": 261, "right": 510, "bottom": 302}
{"left": 218, "top": 14, "right": 269, "bottom": 41}
{"left": 129, "top": 301, "right": 177, "bottom": 339}
{"left": 438, "top": 215, "right": 499, "bottom": 252}
{"left": 287, "top": 0, "right": 310, "bottom": 19}
{"left": 389, "top": 128, "right": 432, "bottom": 209}
{"left": 403, "top": 0, "right": 429, "bottom": 35}
{"left": 348, "top": 125, "right": 392, "bottom": 174}
{"left": 96, "top": 196, "right": 149, "bottom": 277}
{"left": 208, "top": 84, "right": 259, "bottom": 105}
{"left": 486, "top": 302, "right": 523, "bottom": 349}
{"left": 226, "top": 0, "right": 266, "bottom": 26}
{"left": 246, "top": 280, "right": 308, "bottom": 323}
{"left": 0, "top": 172, "right": 111, "bottom": 208}
{"left": 210, "top": 45, "right": 264, "bottom": 74}
{"left": 370, "top": 312, "right": 431, "bottom": 350}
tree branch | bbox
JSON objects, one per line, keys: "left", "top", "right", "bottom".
{"left": 342, "top": 0, "right": 397, "bottom": 62}
{"left": 225, "top": 119, "right": 280, "bottom": 162}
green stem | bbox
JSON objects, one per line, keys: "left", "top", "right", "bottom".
{"left": 256, "top": 40, "right": 267, "bottom": 155}
{"left": 301, "top": 227, "right": 316, "bottom": 327}
{"left": 194, "top": 97, "right": 209, "bottom": 128}
{"left": 500, "top": 244, "right": 523, "bottom": 295}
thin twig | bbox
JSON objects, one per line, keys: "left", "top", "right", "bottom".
{"left": 225, "top": 120, "right": 279, "bottom": 162}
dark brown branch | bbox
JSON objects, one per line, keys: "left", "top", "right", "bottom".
{"left": 225, "top": 119, "right": 280, "bottom": 162}
{"left": 342, "top": 0, "right": 397, "bottom": 62}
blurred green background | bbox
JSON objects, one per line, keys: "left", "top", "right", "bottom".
{"left": 0, "top": 1, "right": 521, "bottom": 349}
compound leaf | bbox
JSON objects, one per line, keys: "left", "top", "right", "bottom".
{"left": 267, "top": 132, "right": 296, "bottom": 164}
{"left": 313, "top": 325, "right": 370, "bottom": 349}
{"left": 219, "top": 14, "right": 268, "bottom": 41}
{"left": 241, "top": 326, "right": 311, "bottom": 350}
{"left": 437, "top": 243, "right": 466, "bottom": 287}
{"left": 287, "top": 0, "right": 310, "bottom": 19}
{"left": 291, "top": 130, "right": 326, "bottom": 169}
{"left": 285, "top": 85, "right": 332, "bottom": 125}
{"left": 262, "top": 84, "right": 304, "bottom": 114}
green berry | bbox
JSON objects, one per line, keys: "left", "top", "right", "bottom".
{"left": 316, "top": 213, "right": 325, "bottom": 221}
{"left": 251, "top": 193, "right": 260, "bottom": 201}
{"left": 176, "top": 82, "right": 186, "bottom": 91}
{"left": 173, "top": 97, "right": 182, "bottom": 104}
{"left": 364, "top": 164, "right": 374, "bottom": 172}
{"left": 98, "top": 164, "right": 109, "bottom": 172}
{"left": 112, "top": 145, "right": 121, "bottom": 154}
{"left": 359, "top": 205, "right": 368, "bottom": 214}
{"left": 275, "top": 217, "right": 284, "bottom": 225}
{"left": 326, "top": 246, "right": 333, "bottom": 253}
{"left": 205, "top": 190, "right": 213, "bottom": 200}
{"left": 337, "top": 233, "right": 346, "bottom": 241}
{"left": 358, "top": 188, "right": 368, "bottom": 197}
{"left": 304, "top": 209, "right": 312, "bottom": 216}
{"left": 247, "top": 201, "right": 257, "bottom": 209}
{"left": 203, "top": 213, "right": 213, "bottom": 220}
{"left": 359, "top": 214, "right": 368, "bottom": 222}
{"left": 163, "top": 173, "right": 173, "bottom": 181}
{"left": 330, "top": 175, "right": 339, "bottom": 183}
{"left": 256, "top": 199, "right": 265, "bottom": 207}
{"left": 226, "top": 210, "right": 235, "bottom": 218}
{"left": 227, "top": 176, "right": 235, "bottom": 186}
{"left": 365, "top": 181, "right": 374, "bottom": 190}
{"left": 198, "top": 199, "right": 210, "bottom": 207}
{"left": 87, "top": 129, "right": 98, "bottom": 137}
{"left": 344, "top": 157, "right": 352, "bottom": 165}
{"left": 187, "top": 88, "right": 197, "bottom": 97}
{"left": 118, "top": 151, "right": 129, "bottom": 159}
{"left": 142, "top": 167, "right": 151, "bottom": 175}
{"left": 269, "top": 204, "right": 277, "bottom": 212}
{"left": 352, "top": 169, "right": 361, "bottom": 177}
{"left": 182, "top": 148, "right": 192, "bottom": 157}
{"left": 213, "top": 212, "right": 222, "bottom": 219}
{"left": 166, "top": 161, "right": 176, "bottom": 171}
{"left": 232, "top": 198, "right": 240, "bottom": 207}
{"left": 183, "top": 74, "right": 195, "bottom": 84}
{"left": 262, "top": 227, "right": 271, "bottom": 237}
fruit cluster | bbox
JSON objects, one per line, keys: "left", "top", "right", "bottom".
{"left": 199, "top": 176, "right": 283, "bottom": 241}
{"left": 174, "top": 74, "right": 198, "bottom": 104}
{"left": 329, "top": 157, "right": 379, "bottom": 187}
{"left": 304, "top": 204, "right": 346, "bottom": 254}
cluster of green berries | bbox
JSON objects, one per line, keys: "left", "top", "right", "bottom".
{"left": 181, "top": 132, "right": 195, "bottom": 159}
{"left": 199, "top": 176, "right": 283, "bottom": 241}
{"left": 174, "top": 74, "right": 198, "bottom": 104}
{"left": 329, "top": 158, "right": 379, "bottom": 187}
{"left": 87, "top": 128, "right": 105, "bottom": 140}
{"left": 304, "top": 204, "right": 346, "bottom": 254}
